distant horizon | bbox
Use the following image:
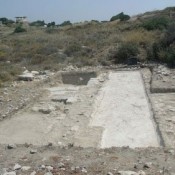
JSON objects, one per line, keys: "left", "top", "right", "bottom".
{"left": 1, "top": 0, "right": 175, "bottom": 24}
{"left": 1, "top": 6, "right": 174, "bottom": 25}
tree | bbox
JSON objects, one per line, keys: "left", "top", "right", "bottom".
{"left": 0, "top": 17, "right": 15, "bottom": 25}
{"left": 47, "top": 21, "right": 55, "bottom": 27}
{"left": 30, "top": 20, "right": 45, "bottom": 26}
{"left": 14, "top": 25, "right": 26, "bottom": 33}
{"left": 113, "top": 42, "right": 139, "bottom": 64}
{"left": 59, "top": 21, "right": 72, "bottom": 27}
{"left": 110, "top": 12, "right": 130, "bottom": 22}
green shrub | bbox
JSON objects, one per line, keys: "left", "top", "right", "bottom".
{"left": 0, "top": 50, "right": 8, "bottom": 61}
{"left": 113, "top": 42, "right": 139, "bottom": 63}
{"left": 64, "top": 43, "right": 82, "bottom": 57}
{"left": 0, "top": 71, "right": 11, "bottom": 82}
{"left": 142, "top": 17, "right": 170, "bottom": 30}
{"left": 45, "top": 28, "right": 59, "bottom": 34}
{"left": 30, "top": 20, "right": 45, "bottom": 26}
{"left": 0, "top": 63, "right": 22, "bottom": 86}
{"left": 0, "top": 17, "right": 15, "bottom": 25}
{"left": 14, "top": 25, "right": 26, "bottom": 33}
{"left": 47, "top": 22, "right": 55, "bottom": 27}
{"left": 59, "top": 21, "right": 72, "bottom": 27}
{"left": 110, "top": 12, "right": 130, "bottom": 22}
{"left": 152, "top": 42, "right": 162, "bottom": 60}
{"left": 146, "top": 23, "right": 175, "bottom": 67}
{"left": 162, "top": 48, "right": 175, "bottom": 67}
{"left": 161, "top": 23, "right": 175, "bottom": 46}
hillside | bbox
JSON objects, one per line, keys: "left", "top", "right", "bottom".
{"left": 0, "top": 7, "right": 175, "bottom": 86}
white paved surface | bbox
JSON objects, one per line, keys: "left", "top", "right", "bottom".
{"left": 91, "top": 71, "right": 160, "bottom": 148}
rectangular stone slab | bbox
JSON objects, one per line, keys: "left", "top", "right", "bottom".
{"left": 90, "top": 71, "right": 160, "bottom": 148}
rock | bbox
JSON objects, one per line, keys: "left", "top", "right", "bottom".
{"left": 21, "top": 166, "right": 31, "bottom": 171}
{"left": 18, "top": 73, "right": 34, "bottom": 81}
{"left": 168, "top": 108, "right": 175, "bottom": 112}
{"left": 75, "top": 166, "right": 80, "bottom": 170}
{"left": 57, "top": 142, "right": 63, "bottom": 146}
{"left": 3, "top": 172, "right": 16, "bottom": 175}
{"left": 66, "top": 97, "right": 78, "bottom": 104}
{"left": 42, "top": 157, "right": 47, "bottom": 162}
{"left": 41, "top": 165, "right": 46, "bottom": 169}
{"left": 37, "top": 106, "right": 55, "bottom": 114}
{"left": 31, "top": 71, "right": 39, "bottom": 75}
{"left": 118, "top": 171, "right": 138, "bottom": 175}
{"left": 48, "top": 142, "right": 53, "bottom": 147}
{"left": 23, "top": 70, "right": 30, "bottom": 74}
{"left": 143, "top": 162, "right": 152, "bottom": 168}
{"left": 46, "top": 166, "right": 53, "bottom": 171}
{"left": 138, "top": 171, "right": 146, "bottom": 175}
{"left": 58, "top": 162, "right": 65, "bottom": 168}
{"left": 71, "top": 166, "right": 80, "bottom": 172}
{"left": 44, "top": 173, "right": 53, "bottom": 175}
{"left": 60, "top": 168, "right": 66, "bottom": 171}
{"left": 6, "top": 61, "right": 11, "bottom": 64}
{"left": 7, "top": 144, "right": 16, "bottom": 149}
{"left": 30, "top": 172, "right": 36, "bottom": 175}
{"left": 71, "top": 166, "right": 76, "bottom": 171}
{"left": 81, "top": 167, "right": 87, "bottom": 173}
{"left": 118, "top": 170, "right": 146, "bottom": 175}
{"left": 39, "top": 108, "right": 52, "bottom": 114}
{"left": 168, "top": 149, "right": 175, "bottom": 155}
{"left": 51, "top": 98, "right": 67, "bottom": 104}
{"left": 30, "top": 149, "right": 37, "bottom": 154}
{"left": 14, "top": 163, "right": 22, "bottom": 170}
{"left": 0, "top": 168, "right": 7, "bottom": 174}
{"left": 107, "top": 172, "right": 114, "bottom": 175}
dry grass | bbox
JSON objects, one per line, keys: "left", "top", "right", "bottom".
{"left": 0, "top": 62, "right": 22, "bottom": 87}
{"left": 0, "top": 7, "right": 173, "bottom": 85}
{"left": 122, "top": 29, "right": 158, "bottom": 46}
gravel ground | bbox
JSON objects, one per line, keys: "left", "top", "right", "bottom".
{"left": 0, "top": 66, "right": 175, "bottom": 175}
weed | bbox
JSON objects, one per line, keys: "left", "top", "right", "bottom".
{"left": 142, "top": 16, "right": 170, "bottom": 30}
{"left": 113, "top": 42, "right": 139, "bottom": 64}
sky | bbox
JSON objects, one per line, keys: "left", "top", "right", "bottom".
{"left": 1, "top": 0, "right": 175, "bottom": 24}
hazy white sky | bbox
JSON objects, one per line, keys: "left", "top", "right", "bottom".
{"left": 1, "top": 0, "right": 175, "bottom": 24}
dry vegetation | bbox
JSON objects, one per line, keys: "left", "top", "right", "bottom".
{"left": 0, "top": 7, "right": 175, "bottom": 86}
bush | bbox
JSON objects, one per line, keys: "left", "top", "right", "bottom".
{"left": 59, "top": 21, "right": 72, "bottom": 27}
{"left": 161, "top": 23, "right": 175, "bottom": 46}
{"left": 45, "top": 28, "right": 59, "bottom": 34}
{"left": 113, "top": 42, "right": 139, "bottom": 63}
{"left": 142, "top": 17, "right": 170, "bottom": 30}
{"left": 110, "top": 12, "right": 130, "bottom": 22}
{"left": 144, "top": 23, "right": 175, "bottom": 64}
{"left": 0, "top": 17, "right": 15, "bottom": 25}
{"left": 146, "top": 24, "right": 175, "bottom": 67}
{"left": 123, "top": 29, "right": 156, "bottom": 46}
{"left": 162, "top": 48, "right": 175, "bottom": 67}
{"left": 14, "top": 25, "right": 26, "bottom": 33}
{"left": 30, "top": 20, "right": 45, "bottom": 26}
{"left": 64, "top": 43, "right": 82, "bottom": 57}
{"left": 0, "top": 63, "right": 22, "bottom": 86}
{"left": 47, "top": 22, "right": 55, "bottom": 27}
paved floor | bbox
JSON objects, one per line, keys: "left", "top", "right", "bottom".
{"left": 90, "top": 71, "right": 160, "bottom": 148}
{"left": 0, "top": 71, "right": 160, "bottom": 148}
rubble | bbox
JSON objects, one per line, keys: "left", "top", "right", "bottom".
{"left": 0, "top": 66, "right": 175, "bottom": 174}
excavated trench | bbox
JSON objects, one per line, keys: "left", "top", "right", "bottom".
{"left": 61, "top": 71, "right": 97, "bottom": 85}
{"left": 0, "top": 70, "right": 162, "bottom": 148}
